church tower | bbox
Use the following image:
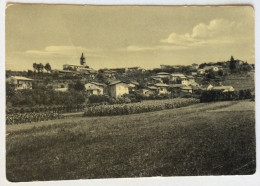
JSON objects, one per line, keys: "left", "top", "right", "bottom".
{"left": 80, "top": 53, "right": 86, "bottom": 66}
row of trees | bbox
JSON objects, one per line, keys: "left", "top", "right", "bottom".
{"left": 33, "top": 62, "right": 52, "bottom": 73}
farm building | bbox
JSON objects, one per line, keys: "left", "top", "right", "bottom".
{"left": 108, "top": 81, "right": 129, "bottom": 98}
{"left": 85, "top": 82, "right": 105, "bottom": 96}
{"left": 6, "top": 76, "right": 33, "bottom": 90}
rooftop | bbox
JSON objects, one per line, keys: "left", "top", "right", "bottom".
{"left": 10, "top": 76, "right": 33, "bottom": 81}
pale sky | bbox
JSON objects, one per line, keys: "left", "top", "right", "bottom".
{"left": 5, "top": 4, "right": 254, "bottom": 71}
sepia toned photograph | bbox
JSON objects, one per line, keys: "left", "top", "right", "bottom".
{"left": 5, "top": 4, "right": 255, "bottom": 182}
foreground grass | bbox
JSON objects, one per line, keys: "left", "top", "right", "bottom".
{"left": 6, "top": 101, "right": 255, "bottom": 181}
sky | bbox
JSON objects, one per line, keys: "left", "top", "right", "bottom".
{"left": 5, "top": 4, "right": 254, "bottom": 71}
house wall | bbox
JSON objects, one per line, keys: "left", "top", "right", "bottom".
{"left": 158, "top": 87, "right": 168, "bottom": 95}
{"left": 16, "top": 80, "right": 32, "bottom": 90}
{"left": 85, "top": 83, "right": 104, "bottom": 95}
{"left": 7, "top": 77, "right": 32, "bottom": 90}
{"left": 109, "top": 83, "right": 129, "bottom": 98}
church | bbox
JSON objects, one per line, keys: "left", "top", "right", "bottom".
{"left": 59, "top": 53, "right": 97, "bottom": 79}
{"left": 63, "top": 53, "right": 89, "bottom": 71}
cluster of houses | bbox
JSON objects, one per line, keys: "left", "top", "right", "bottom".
{"left": 6, "top": 53, "right": 238, "bottom": 99}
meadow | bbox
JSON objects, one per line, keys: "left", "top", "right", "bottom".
{"left": 6, "top": 100, "right": 255, "bottom": 181}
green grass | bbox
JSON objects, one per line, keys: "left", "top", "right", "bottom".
{"left": 6, "top": 101, "right": 256, "bottom": 181}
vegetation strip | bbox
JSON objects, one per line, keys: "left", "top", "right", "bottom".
{"left": 84, "top": 98, "right": 199, "bottom": 117}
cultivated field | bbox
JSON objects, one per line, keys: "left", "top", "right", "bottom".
{"left": 222, "top": 72, "right": 255, "bottom": 90}
{"left": 6, "top": 100, "right": 255, "bottom": 181}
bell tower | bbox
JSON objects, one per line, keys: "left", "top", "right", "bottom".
{"left": 80, "top": 53, "right": 86, "bottom": 66}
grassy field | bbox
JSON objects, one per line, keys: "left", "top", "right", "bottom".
{"left": 6, "top": 100, "right": 256, "bottom": 181}
{"left": 222, "top": 72, "right": 255, "bottom": 90}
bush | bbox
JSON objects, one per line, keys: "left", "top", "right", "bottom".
{"left": 200, "top": 89, "right": 253, "bottom": 102}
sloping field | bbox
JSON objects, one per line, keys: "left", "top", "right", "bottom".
{"left": 6, "top": 101, "right": 255, "bottom": 181}
{"left": 222, "top": 72, "right": 255, "bottom": 90}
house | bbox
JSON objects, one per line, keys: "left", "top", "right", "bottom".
{"left": 6, "top": 76, "right": 33, "bottom": 90}
{"left": 157, "top": 72, "right": 171, "bottom": 78}
{"left": 85, "top": 82, "right": 105, "bottom": 96}
{"left": 128, "top": 81, "right": 139, "bottom": 92}
{"left": 154, "top": 83, "right": 169, "bottom": 95}
{"left": 192, "top": 63, "right": 199, "bottom": 69}
{"left": 213, "top": 86, "right": 235, "bottom": 92}
{"left": 198, "top": 69, "right": 206, "bottom": 75}
{"left": 170, "top": 73, "right": 186, "bottom": 82}
{"left": 103, "top": 70, "right": 116, "bottom": 78}
{"left": 203, "top": 65, "right": 222, "bottom": 72}
{"left": 181, "top": 78, "right": 189, "bottom": 86}
{"left": 160, "top": 65, "right": 182, "bottom": 70}
{"left": 109, "top": 68, "right": 126, "bottom": 73}
{"left": 187, "top": 75, "right": 195, "bottom": 82}
{"left": 147, "top": 86, "right": 159, "bottom": 95}
{"left": 126, "top": 67, "right": 145, "bottom": 72}
{"left": 63, "top": 64, "right": 86, "bottom": 71}
{"left": 151, "top": 76, "right": 163, "bottom": 84}
{"left": 181, "top": 86, "right": 193, "bottom": 93}
{"left": 207, "top": 85, "right": 235, "bottom": 92}
{"left": 79, "top": 68, "right": 97, "bottom": 79}
{"left": 108, "top": 80, "right": 129, "bottom": 98}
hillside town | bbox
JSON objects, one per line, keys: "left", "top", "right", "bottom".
{"left": 6, "top": 53, "right": 254, "bottom": 101}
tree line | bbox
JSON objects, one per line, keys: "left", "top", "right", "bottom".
{"left": 33, "top": 62, "right": 52, "bottom": 73}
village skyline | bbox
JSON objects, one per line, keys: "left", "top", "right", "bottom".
{"left": 5, "top": 5, "right": 254, "bottom": 71}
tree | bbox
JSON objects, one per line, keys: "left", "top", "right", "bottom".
{"left": 45, "top": 63, "right": 52, "bottom": 73}
{"left": 27, "top": 70, "right": 33, "bottom": 76}
{"left": 218, "top": 70, "right": 224, "bottom": 76}
{"left": 39, "top": 63, "right": 44, "bottom": 73}
{"left": 162, "top": 77, "right": 169, "bottom": 84}
{"left": 69, "top": 80, "right": 85, "bottom": 92}
{"left": 229, "top": 56, "right": 237, "bottom": 72}
{"left": 33, "top": 63, "right": 37, "bottom": 73}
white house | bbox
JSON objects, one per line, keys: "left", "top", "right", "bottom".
{"left": 6, "top": 76, "right": 33, "bottom": 90}
{"left": 85, "top": 82, "right": 105, "bottom": 95}
{"left": 108, "top": 81, "right": 129, "bottom": 98}
{"left": 213, "top": 86, "right": 235, "bottom": 92}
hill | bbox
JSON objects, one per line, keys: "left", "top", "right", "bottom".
{"left": 222, "top": 72, "right": 255, "bottom": 90}
{"left": 6, "top": 100, "right": 255, "bottom": 181}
